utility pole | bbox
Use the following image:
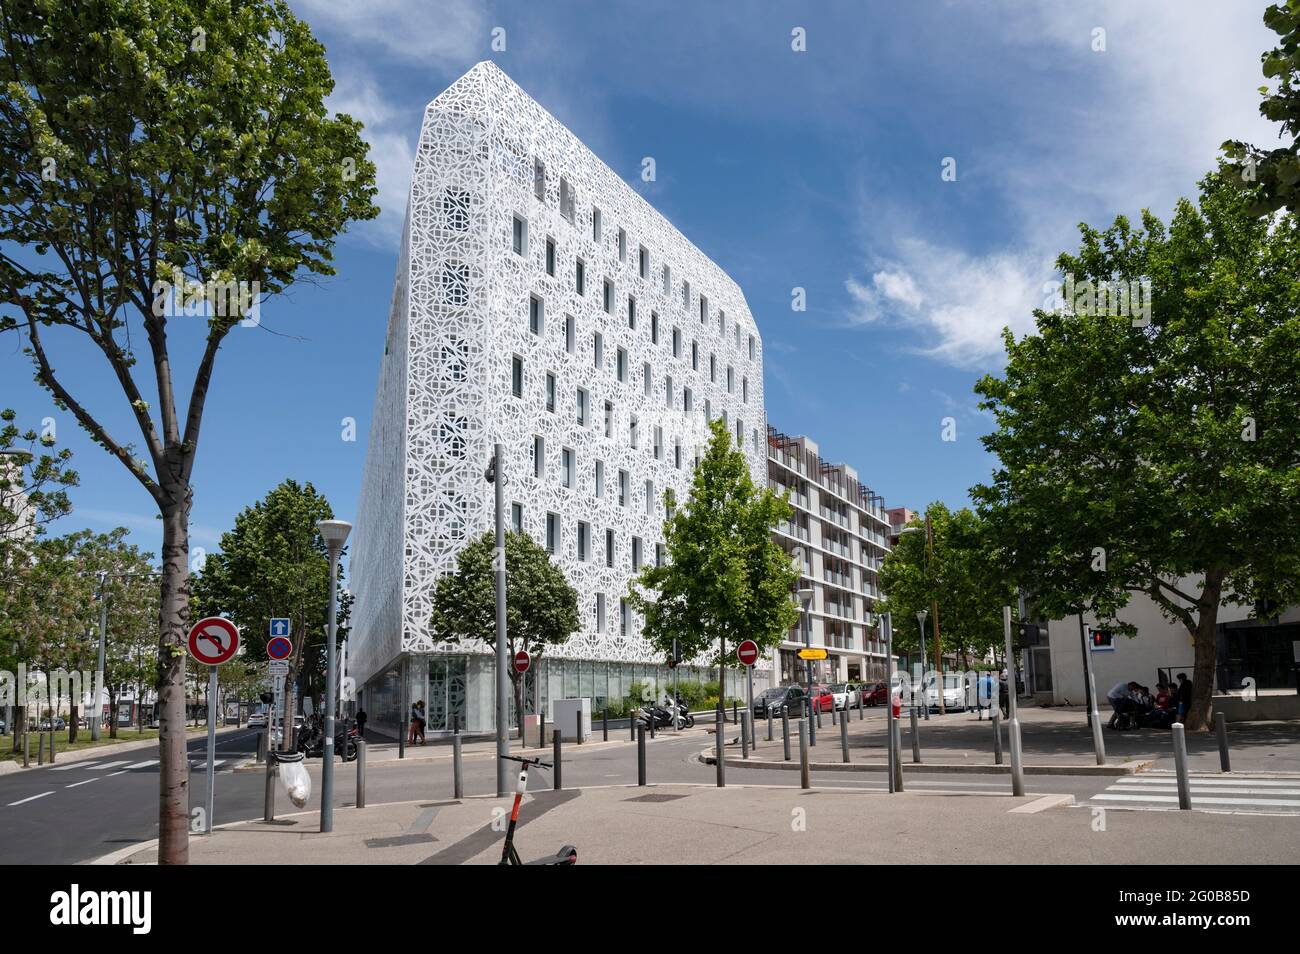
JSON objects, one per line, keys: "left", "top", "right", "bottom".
{"left": 1079, "top": 612, "right": 1106, "bottom": 765}
{"left": 317, "top": 519, "right": 352, "bottom": 834}
{"left": 915, "top": 609, "right": 929, "bottom": 720}
{"left": 925, "top": 513, "right": 944, "bottom": 714}
{"left": 92, "top": 571, "right": 108, "bottom": 741}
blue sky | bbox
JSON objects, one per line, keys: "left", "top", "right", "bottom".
{"left": 0, "top": 0, "right": 1283, "bottom": 564}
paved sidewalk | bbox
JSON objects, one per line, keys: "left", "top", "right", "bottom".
{"left": 101, "top": 781, "right": 1297, "bottom": 866}
{"left": 744, "top": 705, "right": 1300, "bottom": 774}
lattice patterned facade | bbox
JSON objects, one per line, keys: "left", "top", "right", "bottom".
{"left": 351, "top": 62, "right": 768, "bottom": 693}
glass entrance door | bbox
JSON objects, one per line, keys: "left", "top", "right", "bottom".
{"left": 427, "top": 655, "right": 467, "bottom": 732}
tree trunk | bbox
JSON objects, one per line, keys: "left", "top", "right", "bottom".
{"left": 109, "top": 689, "right": 118, "bottom": 740}
{"left": 1185, "top": 570, "right": 1225, "bottom": 732}
{"left": 68, "top": 703, "right": 79, "bottom": 744}
{"left": 156, "top": 501, "right": 191, "bottom": 865}
{"left": 10, "top": 707, "right": 24, "bottom": 753}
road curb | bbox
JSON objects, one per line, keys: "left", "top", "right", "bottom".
{"left": 698, "top": 750, "right": 1153, "bottom": 776}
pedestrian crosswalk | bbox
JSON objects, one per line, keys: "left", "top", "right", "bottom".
{"left": 41, "top": 757, "right": 227, "bottom": 774}
{"left": 1089, "top": 774, "right": 1300, "bottom": 815}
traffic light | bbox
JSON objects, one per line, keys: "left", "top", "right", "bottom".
{"left": 667, "top": 639, "right": 682, "bottom": 668}
{"left": 1089, "top": 629, "right": 1114, "bottom": 651}
{"left": 1015, "top": 622, "right": 1046, "bottom": 648}
{"left": 259, "top": 692, "right": 273, "bottom": 705}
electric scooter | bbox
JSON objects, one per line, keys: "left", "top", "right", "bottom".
{"left": 498, "top": 754, "right": 578, "bottom": 866}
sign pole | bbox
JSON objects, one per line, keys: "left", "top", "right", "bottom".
{"left": 205, "top": 665, "right": 217, "bottom": 834}
{"left": 1003, "top": 606, "right": 1025, "bottom": 796}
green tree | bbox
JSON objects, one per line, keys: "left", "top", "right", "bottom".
{"left": 0, "top": 408, "right": 77, "bottom": 590}
{"left": 877, "top": 504, "right": 1013, "bottom": 673}
{"left": 191, "top": 480, "right": 348, "bottom": 747}
{"left": 0, "top": 0, "right": 377, "bottom": 861}
{"left": 429, "top": 530, "right": 579, "bottom": 730}
{"left": 629, "top": 418, "right": 798, "bottom": 694}
{"left": 1223, "top": 2, "right": 1300, "bottom": 215}
{"left": 973, "top": 168, "right": 1300, "bottom": 731}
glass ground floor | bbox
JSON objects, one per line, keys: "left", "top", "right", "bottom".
{"left": 360, "top": 653, "right": 771, "bottom": 736}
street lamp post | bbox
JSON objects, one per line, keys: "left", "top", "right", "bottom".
{"left": 915, "top": 608, "right": 929, "bottom": 721}
{"left": 92, "top": 571, "right": 108, "bottom": 741}
{"left": 486, "top": 445, "right": 509, "bottom": 798}
{"left": 317, "top": 518, "right": 352, "bottom": 834}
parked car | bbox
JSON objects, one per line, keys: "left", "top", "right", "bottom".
{"left": 752, "top": 685, "right": 805, "bottom": 719}
{"left": 830, "top": 683, "right": 858, "bottom": 710}
{"left": 809, "top": 684, "right": 834, "bottom": 713}
{"left": 858, "top": 681, "right": 888, "bottom": 707}
{"left": 919, "top": 673, "right": 967, "bottom": 711}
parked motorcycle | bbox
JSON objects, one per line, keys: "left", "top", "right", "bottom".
{"left": 668, "top": 695, "right": 694, "bottom": 729}
{"left": 635, "top": 699, "right": 672, "bottom": 731}
{"left": 296, "top": 717, "right": 359, "bottom": 762}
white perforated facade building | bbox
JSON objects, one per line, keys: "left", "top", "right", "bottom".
{"left": 351, "top": 62, "right": 768, "bottom": 734}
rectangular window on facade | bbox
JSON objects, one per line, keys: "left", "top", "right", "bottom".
{"left": 655, "top": 543, "right": 664, "bottom": 567}
{"left": 616, "top": 347, "right": 627, "bottom": 382}
{"left": 665, "top": 376, "right": 673, "bottom": 409}
{"left": 651, "top": 312, "right": 659, "bottom": 344}
{"left": 576, "top": 387, "right": 588, "bottom": 426}
{"left": 690, "top": 340, "right": 698, "bottom": 370}
{"left": 562, "top": 447, "right": 574, "bottom": 488}
{"left": 595, "top": 459, "right": 604, "bottom": 498}
{"left": 718, "top": 311, "right": 725, "bottom": 336}
{"left": 529, "top": 294, "right": 543, "bottom": 335}
{"left": 709, "top": 353, "right": 716, "bottom": 382}
{"left": 629, "top": 414, "right": 638, "bottom": 448}
{"left": 565, "top": 315, "right": 575, "bottom": 353}
{"left": 639, "top": 245, "right": 649, "bottom": 279}
{"left": 683, "top": 387, "right": 693, "bottom": 414}
{"left": 603, "top": 279, "right": 613, "bottom": 314}
{"left": 618, "top": 228, "right": 627, "bottom": 262}
{"left": 748, "top": 333, "right": 755, "bottom": 360}
{"left": 605, "top": 529, "right": 615, "bottom": 568}
{"left": 705, "top": 397, "right": 712, "bottom": 420}
{"left": 534, "top": 158, "right": 546, "bottom": 200}
{"left": 627, "top": 295, "right": 636, "bottom": 329}
{"left": 683, "top": 279, "right": 690, "bottom": 310}
{"left": 577, "top": 520, "right": 589, "bottom": 561}
{"left": 545, "top": 371, "right": 556, "bottom": 412}
{"left": 742, "top": 376, "right": 748, "bottom": 404}
{"left": 727, "top": 365, "right": 734, "bottom": 393}
{"left": 546, "top": 512, "right": 559, "bottom": 554}
{"left": 533, "top": 435, "right": 545, "bottom": 478}
{"left": 512, "top": 214, "right": 527, "bottom": 256}
{"left": 511, "top": 502, "right": 523, "bottom": 534}
{"left": 674, "top": 440, "right": 682, "bottom": 469}
{"left": 592, "top": 206, "right": 602, "bottom": 242}
{"left": 545, "top": 237, "right": 555, "bottom": 276}
{"left": 576, "top": 258, "right": 585, "bottom": 296}
{"left": 736, "top": 419, "right": 743, "bottom": 448}
{"left": 643, "top": 362, "right": 652, "bottom": 397}
{"left": 700, "top": 295, "right": 708, "bottom": 324}
{"left": 604, "top": 400, "right": 613, "bottom": 438}
{"left": 644, "top": 480, "right": 653, "bottom": 514}
{"left": 618, "top": 469, "right": 629, "bottom": 507}
{"left": 672, "top": 326, "right": 681, "bottom": 358}
{"left": 663, "top": 264, "right": 672, "bottom": 295}
{"left": 593, "top": 332, "right": 603, "bottom": 368}
{"left": 560, "top": 177, "right": 575, "bottom": 222}
{"left": 620, "top": 599, "right": 630, "bottom": 637}
{"left": 653, "top": 427, "right": 663, "bottom": 460}
{"left": 631, "top": 536, "right": 642, "bottom": 571}
{"left": 596, "top": 592, "right": 606, "bottom": 632}
{"left": 511, "top": 355, "right": 523, "bottom": 398}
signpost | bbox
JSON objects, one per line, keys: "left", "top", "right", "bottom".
{"left": 797, "top": 647, "right": 827, "bottom": 660}
{"left": 513, "top": 650, "right": 530, "bottom": 674}
{"left": 737, "top": 640, "right": 758, "bottom": 734}
{"left": 187, "top": 617, "right": 240, "bottom": 834}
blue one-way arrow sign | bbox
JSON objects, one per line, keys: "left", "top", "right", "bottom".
{"left": 269, "top": 618, "right": 290, "bottom": 638}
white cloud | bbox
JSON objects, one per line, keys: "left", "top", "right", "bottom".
{"left": 291, "top": 0, "right": 487, "bottom": 65}
{"left": 846, "top": 0, "right": 1282, "bottom": 369}
{"left": 326, "top": 73, "right": 415, "bottom": 246}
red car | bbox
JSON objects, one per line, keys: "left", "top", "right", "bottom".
{"left": 858, "top": 681, "right": 888, "bottom": 707}
{"left": 809, "top": 684, "right": 835, "bottom": 713}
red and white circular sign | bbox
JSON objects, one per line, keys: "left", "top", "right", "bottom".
{"left": 187, "top": 617, "right": 240, "bottom": 666}
{"left": 513, "top": 650, "right": 531, "bottom": 674}
{"left": 737, "top": 640, "right": 760, "bottom": 667}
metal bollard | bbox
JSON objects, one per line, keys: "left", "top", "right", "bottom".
{"left": 732, "top": 700, "right": 738, "bottom": 725}
{"left": 49, "top": 730, "right": 54, "bottom": 763}
{"left": 809, "top": 702, "right": 817, "bottom": 747}
{"left": 858, "top": 694, "right": 864, "bottom": 720}
{"left": 782, "top": 707, "right": 791, "bottom": 761}
{"left": 714, "top": 710, "right": 725, "bottom": 787}
{"left": 452, "top": 732, "right": 463, "bottom": 799}
{"left": 603, "top": 707, "right": 609, "bottom": 742}
{"left": 767, "top": 708, "right": 774, "bottom": 742}
{"left": 355, "top": 739, "right": 367, "bottom": 808}
{"left": 831, "top": 704, "right": 837, "bottom": 727}
{"left": 23, "top": 731, "right": 30, "bottom": 768}
{"left": 37, "top": 731, "right": 44, "bottom": 766}
{"left": 816, "top": 706, "right": 823, "bottom": 731}
{"left": 256, "top": 730, "right": 266, "bottom": 764}
{"left": 892, "top": 721, "right": 905, "bottom": 792}
{"left": 263, "top": 752, "right": 276, "bottom": 822}
{"left": 540, "top": 712, "right": 546, "bottom": 749}
{"left": 637, "top": 725, "right": 647, "bottom": 786}
{"left": 992, "top": 711, "right": 1003, "bottom": 765}
{"left": 630, "top": 708, "right": 636, "bottom": 742}
{"left": 840, "top": 703, "right": 850, "bottom": 763}
{"left": 910, "top": 705, "right": 921, "bottom": 763}
{"left": 1215, "top": 712, "right": 1230, "bottom": 773}
{"left": 552, "top": 729, "right": 562, "bottom": 791}
{"left": 798, "top": 719, "right": 810, "bottom": 789}
{"left": 650, "top": 709, "right": 656, "bottom": 739}
{"left": 741, "top": 711, "right": 749, "bottom": 760}
{"left": 1172, "top": 722, "right": 1192, "bottom": 810}
{"left": 576, "top": 711, "right": 584, "bottom": 745}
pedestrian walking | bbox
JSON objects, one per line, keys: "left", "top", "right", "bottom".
{"left": 1175, "top": 673, "right": 1192, "bottom": 719}
{"left": 355, "top": 707, "right": 367, "bottom": 740}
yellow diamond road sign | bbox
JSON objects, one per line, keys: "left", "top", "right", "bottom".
{"left": 797, "top": 648, "right": 828, "bottom": 660}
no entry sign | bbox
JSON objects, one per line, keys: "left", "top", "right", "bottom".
{"left": 188, "top": 617, "right": 240, "bottom": 666}
{"left": 737, "top": 639, "right": 760, "bottom": 667}
{"left": 513, "top": 650, "right": 531, "bottom": 674}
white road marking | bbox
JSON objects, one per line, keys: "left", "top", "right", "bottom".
{"left": 125, "top": 760, "right": 159, "bottom": 770}
{"left": 65, "top": 778, "right": 99, "bottom": 789}
{"left": 51, "top": 761, "right": 97, "bottom": 771}
{"left": 1123, "top": 776, "right": 1300, "bottom": 787}
{"left": 87, "top": 760, "right": 131, "bottom": 771}
{"left": 8, "top": 791, "right": 54, "bottom": 806}
{"left": 1109, "top": 785, "right": 1300, "bottom": 796}
{"left": 1094, "top": 793, "right": 1300, "bottom": 808}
